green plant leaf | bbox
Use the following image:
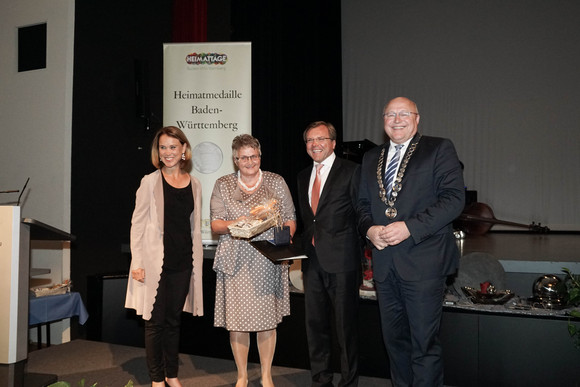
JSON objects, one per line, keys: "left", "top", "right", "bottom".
{"left": 568, "top": 322, "right": 577, "bottom": 337}
{"left": 569, "top": 288, "right": 580, "bottom": 305}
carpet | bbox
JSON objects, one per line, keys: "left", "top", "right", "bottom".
{"left": 26, "top": 340, "right": 390, "bottom": 386}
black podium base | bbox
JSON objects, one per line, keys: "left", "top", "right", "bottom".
{"left": 25, "top": 372, "right": 58, "bottom": 387}
{"left": 0, "top": 362, "right": 57, "bottom": 387}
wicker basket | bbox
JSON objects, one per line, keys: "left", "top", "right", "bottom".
{"left": 30, "top": 281, "right": 71, "bottom": 298}
{"left": 228, "top": 217, "right": 277, "bottom": 239}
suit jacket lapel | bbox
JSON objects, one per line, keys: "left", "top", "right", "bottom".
{"left": 402, "top": 132, "right": 422, "bottom": 159}
{"left": 297, "top": 168, "right": 310, "bottom": 206}
{"left": 154, "top": 170, "right": 164, "bottom": 232}
{"left": 384, "top": 133, "right": 422, "bottom": 184}
{"left": 399, "top": 132, "right": 422, "bottom": 179}
{"left": 380, "top": 143, "right": 390, "bottom": 178}
{"left": 317, "top": 158, "right": 342, "bottom": 211}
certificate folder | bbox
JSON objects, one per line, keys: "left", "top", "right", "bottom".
{"left": 250, "top": 241, "right": 308, "bottom": 263}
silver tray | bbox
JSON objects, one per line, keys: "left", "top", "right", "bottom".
{"left": 461, "top": 286, "right": 515, "bottom": 305}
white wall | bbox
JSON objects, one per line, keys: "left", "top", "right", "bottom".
{"left": 0, "top": 0, "right": 75, "bottom": 343}
{"left": 341, "top": 0, "right": 580, "bottom": 231}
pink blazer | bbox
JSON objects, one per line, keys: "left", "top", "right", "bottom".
{"left": 125, "top": 169, "right": 204, "bottom": 320}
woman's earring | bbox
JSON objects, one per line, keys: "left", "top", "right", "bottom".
{"left": 181, "top": 153, "right": 185, "bottom": 160}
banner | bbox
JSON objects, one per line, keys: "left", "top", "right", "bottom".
{"left": 164, "top": 42, "right": 251, "bottom": 244}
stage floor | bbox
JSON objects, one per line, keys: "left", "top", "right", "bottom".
{"left": 458, "top": 232, "right": 580, "bottom": 262}
{"left": 25, "top": 339, "right": 391, "bottom": 387}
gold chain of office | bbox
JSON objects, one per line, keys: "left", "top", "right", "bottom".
{"left": 376, "top": 134, "right": 422, "bottom": 219}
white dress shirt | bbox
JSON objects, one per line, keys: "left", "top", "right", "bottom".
{"left": 308, "top": 152, "right": 336, "bottom": 206}
{"left": 387, "top": 138, "right": 412, "bottom": 179}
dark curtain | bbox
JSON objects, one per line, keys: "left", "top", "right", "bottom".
{"left": 71, "top": 1, "right": 174, "bottom": 340}
{"left": 70, "top": 1, "right": 342, "bottom": 342}
{"left": 230, "top": 1, "right": 343, "bottom": 232}
{"left": 172, "top": 0, "right": 208, "bottom": 42}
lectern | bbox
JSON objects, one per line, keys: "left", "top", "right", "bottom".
{"left": 0, "top": 206, "right": 75, "bottom": 387}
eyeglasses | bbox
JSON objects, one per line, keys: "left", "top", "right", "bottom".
{"left": 305, "top": 137, "right": 332, "bottom": 144}
{"left": 382, "top": 111, "right": 419, "bottom": 119}
{"left": 235, "top": 155, "right": 261, "bottom": 162}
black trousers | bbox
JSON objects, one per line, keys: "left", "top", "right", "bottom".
{"left": 303, "top": 247, "right": 360, "bottom": 387}
{"left": 145, "top": 268, "right": 191, "bottom": 382}
{"left": 375, "top": 266, "right": 446, "bottom": 387}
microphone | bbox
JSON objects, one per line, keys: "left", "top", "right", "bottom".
{"left": 17, "top": 178, "right": 30, "bottom": 206}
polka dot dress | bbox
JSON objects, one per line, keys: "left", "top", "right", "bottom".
{"left": 210, "top": 171, "right": 296, "bottom": 331}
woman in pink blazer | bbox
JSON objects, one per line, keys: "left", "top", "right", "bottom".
{"left": 125, "top": 126, "right": 203, "bottom": 387}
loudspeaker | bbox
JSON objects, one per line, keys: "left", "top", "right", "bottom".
{"left": 86, "top": 273, "right": 144, "bottom": 347}
{"left": 466, "top": 190, "right": 477, "bottom": 206}
{"left": 18, "top": 23, "right": 47, "bottom": 72}
{"left": 342, "top": 139, "right": 378, "bottom": 164}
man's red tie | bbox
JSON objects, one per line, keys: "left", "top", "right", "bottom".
{"left": 311, "top": 164, "right": 323, "bottom": 245}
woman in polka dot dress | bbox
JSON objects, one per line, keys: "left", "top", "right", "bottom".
{"left": 210, "top": 134, "right": 296, "bottom": 387}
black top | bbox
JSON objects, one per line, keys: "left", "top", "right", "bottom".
{"left": 162, "top": 173, "right": 194, "bottom": 272}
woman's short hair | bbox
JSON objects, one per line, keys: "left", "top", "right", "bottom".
{"left": 303, "top": 121, "right": 337, "bottom": 142}
{"left": 151, "top": 126, "right": 192, "bottom": 171}
{"left": 231, "top": 134, "right": 261, "bottom": 159}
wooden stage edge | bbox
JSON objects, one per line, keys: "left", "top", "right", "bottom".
{"left": 457, "top": 231, "right": 580, "bottom": 273}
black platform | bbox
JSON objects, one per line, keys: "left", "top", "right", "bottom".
{"left": 87, "top": 232, "right": 580, "bottom": 386}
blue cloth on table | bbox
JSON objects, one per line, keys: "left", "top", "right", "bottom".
{"left": 29, "top": 292, "right": 89, "bottom": 325}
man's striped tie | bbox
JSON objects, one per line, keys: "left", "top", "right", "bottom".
{"left": 384, "top": 144, "right": 403, "bottom": 196}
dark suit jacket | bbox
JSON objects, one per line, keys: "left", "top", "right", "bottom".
{"left": 297, "top": 156, "right": 362, "bottom": 273}
{"left": 357, "top": 134, "right": 465, "bottom": 282}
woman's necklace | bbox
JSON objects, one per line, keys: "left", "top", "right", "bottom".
{"left": 238, "top": 169, "right": 263, "bottom": 192}
{"left": 376, "top": 134, "right": 421, "bottom": 219}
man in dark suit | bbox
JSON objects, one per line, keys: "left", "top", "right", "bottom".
{"left": 297, "top": 121, "right": 362, "bottom": 387}
{"left": 357, "top": 97, "right": 465, "bottom": 387}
